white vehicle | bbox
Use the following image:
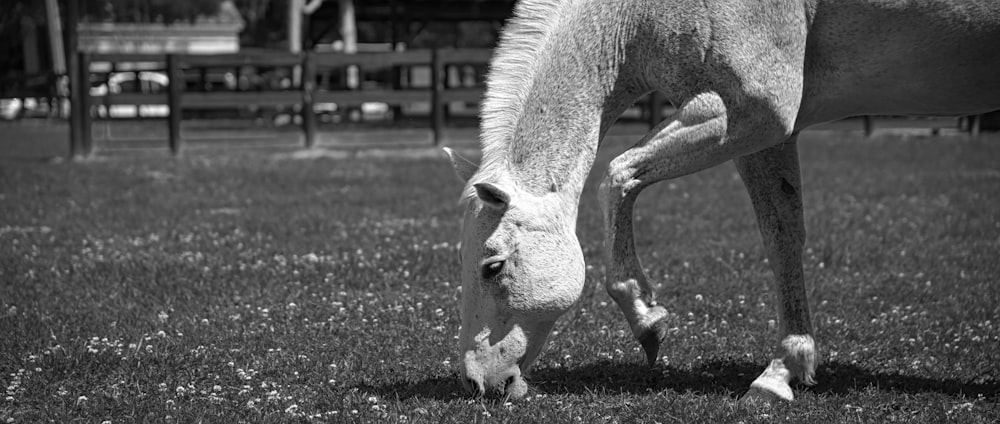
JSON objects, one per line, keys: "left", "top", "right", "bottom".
{"left": 90, "top": 71, "right": 170, "bottom": 118}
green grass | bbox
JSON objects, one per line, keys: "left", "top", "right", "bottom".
{"left": 1, "top": 131, "right": 998, "bottom": 423}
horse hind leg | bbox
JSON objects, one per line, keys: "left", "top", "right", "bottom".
{"left": 734, "top": 137, "right": 817, "bottom": 403}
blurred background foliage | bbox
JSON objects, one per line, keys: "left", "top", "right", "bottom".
{"left": 80, "top": 0, "right": 223, "bottom": 23}
{"left": 1, "top": 0, "right": 504, "bottom": 79}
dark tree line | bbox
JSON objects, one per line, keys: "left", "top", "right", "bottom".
{"left": 81, "top": 0, "right": 290, "bottom": 48}
{"left": 2, "top": 0, "right": 506, "bottom": 76}
{"left": 81, "top": 0, "right": 223, "bottom": 24}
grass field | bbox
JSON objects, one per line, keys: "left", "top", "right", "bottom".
{"left": 2, "top": 131, "right": 998, "bottom": 423}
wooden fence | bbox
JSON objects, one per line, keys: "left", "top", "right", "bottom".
{"left": 1, "top": 72, "right": 63, "bottom": 119}
{"left": 71, "top": 49, "right": 486, "bottom": 155}
{"left": 68, "top": 48, "right": 675, "bottom": 156}
{"left": 59, "top": 49, "right": 989, "bottom": 157}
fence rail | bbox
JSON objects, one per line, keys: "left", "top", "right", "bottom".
{"left": 72, "top": 48, "right": 530, "bottom": 156}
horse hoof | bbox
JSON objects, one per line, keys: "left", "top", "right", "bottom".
{"left": 740, "top": 380, "right": 794, "bottom": 406}
{"left": 638, "top": 317, "right": 671, "bottom": 366}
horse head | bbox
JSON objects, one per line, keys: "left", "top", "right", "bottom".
{"left": 445, "top": 148, "right": 586, "bottom": 399}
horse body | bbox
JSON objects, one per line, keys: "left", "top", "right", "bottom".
{"left": 446, "top": 0, "right": 1000, "bottom": 401}
{"left": 799, "top": 0, "right": 1000, "bottom": 125}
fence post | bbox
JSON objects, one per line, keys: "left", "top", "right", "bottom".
{"left": 166, "top": 54, "right": 183, "bottom": 156}
{"left": 430, "top": 49, "right": 444, "bottom": 145}
{"left": 66, "top": 0, "right": 81, "bottom": 159}
{"left": 968, "top": 114, "right": 981, "bottom": 137}
{"left": 863, "top": 116, "right": 874, "bottom": 137}
{"left": 69, "top": 53, "right": 82, "bottom": 158}
{"left": 301, "top": 52, "right": 317, "bottom": 148}
{"left": 78, "top": 52, "right": 93, "bottom": 157}
{"left": 431, "top": 49, "right": 447, "bottom": 146}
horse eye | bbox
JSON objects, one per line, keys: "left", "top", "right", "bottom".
{"left": 480, "top": 260, "right": 505, "bottom": 280}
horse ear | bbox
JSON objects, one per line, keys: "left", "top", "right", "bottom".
{"left": 442, "top": 147, "right": 478, "bottom": 183}
{"left": 473, "top": 182, "right": 510, "bottom": 209}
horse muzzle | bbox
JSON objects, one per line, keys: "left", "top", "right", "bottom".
{"left": 460, "top": 362, "right": 528, "bottom": 399}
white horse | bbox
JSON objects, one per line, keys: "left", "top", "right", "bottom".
{"left": 445, "top": 0, "right": 1000, "bottom": 402}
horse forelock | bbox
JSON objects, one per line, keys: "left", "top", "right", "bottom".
{"left": 475, "top": 0, "right": 577, "bottom": 191}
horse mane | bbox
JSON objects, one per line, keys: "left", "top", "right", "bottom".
{"left": 469, "top": 0, "right": 573, "bottom": 194}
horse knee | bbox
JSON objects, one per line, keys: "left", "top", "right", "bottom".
{"left": 602, "top": 155, "right": 642, "bottom": 200}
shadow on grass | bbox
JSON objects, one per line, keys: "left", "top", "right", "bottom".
{"left": 530, "top": 360, "right": 755, "bottom": 397}
{"left": 534, "top": 360, "right": 998, "bottom": 399}
{"left": 813, "top": 360, "right": 999, "bottom": 398}
{"left": 357, "top": 359, "right": 998, "bottom": 401}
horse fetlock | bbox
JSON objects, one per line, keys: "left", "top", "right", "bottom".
{"left": 637, "top": 301, "right": 669, "bottom": 328}
{"left": 606, "top": 278, "right": 640, "bottom": 303}
{"left": 606, "top": 277, "right": 658, "bottom": 313}
{"left": 606, "top": 277, "right": 670, "bottom": 364}
{"left": 781, "top": 334, "right": 818, "bottom": 386}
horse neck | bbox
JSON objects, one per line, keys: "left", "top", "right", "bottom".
{"left": 478, "top": 0, "right": 647, "bottom": 215}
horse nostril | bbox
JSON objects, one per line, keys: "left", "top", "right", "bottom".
{"left": 504, "top": 375, "right": 515, "bottom": 392}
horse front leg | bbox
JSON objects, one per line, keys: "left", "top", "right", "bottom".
{"left": 599, "top": 89, "right": 805, "bottom": 380}
{"left": 599, "top": 92, "right": 743, "bottom": 365}
{"left": 734, "top": 138, "right": 817, "bottom": 403}
{"left": 598, "top": 175, "right": 670, "bottom": 366}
